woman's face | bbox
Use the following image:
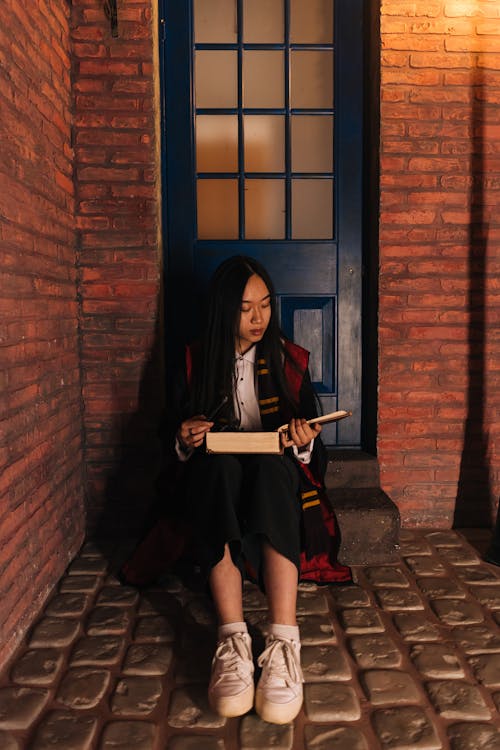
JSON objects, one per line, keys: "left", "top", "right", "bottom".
{"left": 236, "top": 273, "right": 272, "bottom": 353}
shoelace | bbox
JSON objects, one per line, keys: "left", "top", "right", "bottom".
{"left": 257, "top": 637, "right": 302, "bottom": 687}
{"left": 212, "top": 634, "right": 253, "bottom": 685}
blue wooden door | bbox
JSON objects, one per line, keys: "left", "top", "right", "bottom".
{"left": 160, "top": 0, "right": 363, "bottom": 447}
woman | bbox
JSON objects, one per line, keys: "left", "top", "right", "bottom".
{"left": 172, "top": 255, "right": 350, "bottom": 724}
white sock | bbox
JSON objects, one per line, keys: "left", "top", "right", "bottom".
{"left": 269, "top": 623, "right": 300, "bottom": 642}
{"left": 218, "top": 621, "right": 248, "bottom": 640}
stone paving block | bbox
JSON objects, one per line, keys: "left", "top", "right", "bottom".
{"left": 10, "top": 648, "right": 64, "bottom": 686}
{"left": 239, "top": 714, "right": 293, "bottom": 750}
{"left": 45, "top": 593, "right": 89, "bottom": 618}
{"left": 68, "top": 557, "right": 109, "bottom": 576}
{"left": 338, "top": 607, "right": 385, "bottom": 634}
{"left": 411, "top": 644, "right": 465, "bottom": 679}
{"left": 404, "top": 557, "right": 447, "bottom": 577}
{"left": 0, "top": 731, "right": 19, "bottom": 750}
{"left": 167, "top": 686, "right": 226, "bottom": 729}
{"left": 70, "top": 636, "right": 124, "bottom": 667}
{"left": 430, "top": 598, "right": 484, "bottom": 626}
{"left": 426, "top": 531, "right": 464, "bottom": 547}
{"left": 349, "top": 634, "right": 403, "bottom": 669}
{"left": 469, "top": 584, "right": 500, "bottom": 610}
{"left": 122, "top": 644, "right": 173, "bottom": 676}
{"left": 376, "top": 588, "right": 425, "bottom": 611}
{"left": 398, "top": 541, "right": 433, "bottom": 557}
{"left": 361, "top": 669, "right": 421, "bottom": 705}
{"left": 110, "top": 676, "right": 163, "bottom": 716}
{"left": 56, "top": 668, "right": 111, "bottom": 709}
{"left": 392, "top": 613, "right": 442, "bottom": 642}
{"left": 451, "top": 625, "right": 500, "bottom": 654}
{"left": 304, "top": 725, "right": 369, "bottom": 750}
{"left": 301, "top": 644, "right": 351, "bottom": 682}
{"left": 59, "top": 575, "right": 101, "bottom": 594}
{"left": 99, "top": 721, "right": 156, "bottom": 750}
{"left": 28, "top": 617, "right": 81, "bottom": 648}
{"left": 133, "top": 615, "right": 176, "bottom": 643}
{"left": 372, "top": 706, "right": 441, "bottom": 750}
{"left": 30, "top": 710, "right": 98, "bottom": 750}
{"left": 447, "top": 722, "right": 500, "bottom": 750}
{"left": 167, "top": 737, "right": 225, "bottom": 750}
{"left": 245, "top": 611, "right": 270, "bottom": 638}
{"left": 304, "top": 683, "right": 361, "bottom": 722}
{"left": 417, "top": 577, "right": 467, "bottom": 599}
{"left": 494, "top": 611, "right": 500, "bottom": 626}
{"left": 455, "top": 565, "right": 500, "bottom": 584}
{"left": 242, "top": 585, "right": 269, "bottom": 611}
{"left": 80, "top": 541, "right": 110, "bottom": 558}
{"left": 86, "top": 606, "right": 131, "bottom": 635}
{"left": 0, "top": 687, "right": 49, "bottom": 730}
{"left": 330, "top": 585, "right": 371, "bottom": 608}
{"left": 97, "top": 586, "right": 139, "bottom": 607}
{"left": 425, "top": 679, "right": 491, "bottom": 720}
{"left": 364, "top": 566, "right": 410, "bottom": 588}
{"left": 468, "top": 653, "right": 500, "bottom": 688}
{"left": 184, "top": 598, "right": 217, "bottom": 627}
{"left": 296, "top": 591, "right": 330, "bottom": 615}
{"left": 138, "top": 590, "right": 182, "bottom": 615}
{"left": 437, "top": 547, "right": 481, "bottom": 566}
{"left": 296, "top": 615, "right": 336, "bottom": 645}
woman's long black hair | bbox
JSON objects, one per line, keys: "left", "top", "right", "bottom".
{"left": 190, "top": 255, "right": 299, "bottom": 423}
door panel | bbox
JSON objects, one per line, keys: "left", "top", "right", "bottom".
{"left": 161, "top": 0, "right": 363, "bottom": 446}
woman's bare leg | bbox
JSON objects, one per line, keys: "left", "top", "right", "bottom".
{"left": 209, "top": 543, "right": 245, "bottom": 625}
{"left": 262, "top": 541, "right": 298, "bottom": 625}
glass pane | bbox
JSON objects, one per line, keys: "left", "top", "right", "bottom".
{"left": 245, "top": 179, "right": 285, "bottom": 239}
{"left": 294, "top": 309, "right": 323, "bottom": 381}
{"left": 291, "top": 115, "right": 333, "bottom": 172}
{"left": 194, "top": 0, "right": 237, "bottom": 43}
{"left": 243, "top": 0, "right": 284, "bottom": 43}
{"left": 197, "top": 179, "right": 239, "bottom": 239}
{"left": 195, "top": 51, "right": 238, "bottom": 109}
{"left": 196, "top": 115, "right": 238, "bottom": 172}
{"left": 243, "top": 51, "right": 284, "bottom": 109}
{"left": 244, "top": 116, "right": 285, "bottom": 172}
{"left": 292, "top": 179, "right": 333, "bottom": 239}
{"left": 290, "top": 0, "right": 334, "bottom": 43}
{"left": 290, "top": 50, "right": 333, "bottom": 109}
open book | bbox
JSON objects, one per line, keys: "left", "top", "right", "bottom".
{"left": 205, "top": 410, "right": 352, "bottom": 454}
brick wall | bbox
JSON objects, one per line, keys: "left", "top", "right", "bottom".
{"left": 378, "top": 1, "right": 500, "bottom": 526}
{"left": 0, "top": 1, "right": 85, "bottom": 666}
{"left": 71, "top": 0, "right": 162, "bottom": 536}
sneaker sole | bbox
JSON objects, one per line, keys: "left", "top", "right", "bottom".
{"left": 209, "top": 684, "right": 254, "bottom": 718}
{"left": 255, "top": 691, "right": 303, "bottom": 724}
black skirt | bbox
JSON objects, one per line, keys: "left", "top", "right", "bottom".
{"left": 181, "top": 451, "right": 302, "bottom": 583}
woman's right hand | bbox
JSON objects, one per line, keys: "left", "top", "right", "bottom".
{"left": 177, "top": 415, "right": 214, "bottom": 451}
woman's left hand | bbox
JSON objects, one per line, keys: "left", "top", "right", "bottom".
{"left": 280, "top": 418, "right": 322, "bottom": 450}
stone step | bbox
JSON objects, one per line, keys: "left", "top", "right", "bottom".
{"left": 325, "top": 449, "right": 380, "bottom": 489}
{"left": 328, "top": 487, "right": 401, "bottom": 566}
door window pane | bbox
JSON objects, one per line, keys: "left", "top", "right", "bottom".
{"left": 291, "top": 115, "right": 333, "bottom": 172}
{"left": 290, "top": 50, "right": 333, "bottom": 109}
{"left": 290, "top": 0, "right": 334, "bottom": 44}
{"left": 194, "top": 0, "right": 237, "bottom": 43}
{"left": 292, "top": 179, "right": 333, "bottom": 239}
{"left": 197, "top": 179, "right": 239, "bottom": 239}
{"left": 244, "top": 115, "right": 285, "bottom": 173}
{"left": 245, "top": 180, "right": 285, "bottom": 239}
{"left": 196, "top": 115, "right": 238, "bottom": 172}
{"left": 243, "top": 0, "right": 284, "bottom": 43}
{"left": 243, "top": 51, "right": 284, "bottom": 109}
{"left": 195, "top": 51, "right": 238, "bottom": 108}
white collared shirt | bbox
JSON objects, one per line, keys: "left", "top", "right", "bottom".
{"left": 176, "top": 346, "right": 314, "bottom": 463}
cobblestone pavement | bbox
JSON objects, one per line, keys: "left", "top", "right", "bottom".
{"left": 1, "top": 529, "right": 500, "bottom": 749}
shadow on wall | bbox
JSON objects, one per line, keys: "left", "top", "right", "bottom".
{"left": 453, "top": 66, "right": 494, "bottom": 529}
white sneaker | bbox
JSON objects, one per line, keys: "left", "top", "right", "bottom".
{"left": 255, "top": 635, "right": 303, "bottom": 724}
{"left": 208, "top": 632, "right": 255, "bottom": 717}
